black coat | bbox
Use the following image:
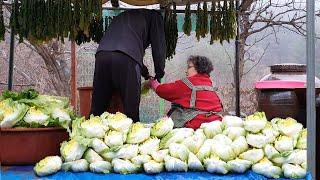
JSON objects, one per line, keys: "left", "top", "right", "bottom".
{"left": 97, "top": 9, "right": 166, "bottom": 80}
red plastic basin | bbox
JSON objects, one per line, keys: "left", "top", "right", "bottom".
{"left": 0, "top": 127, "right": 69, "bottom": 165}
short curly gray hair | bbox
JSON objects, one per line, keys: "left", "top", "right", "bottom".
{"left": 187, "top": 56, "right": 213, "bottom": 75}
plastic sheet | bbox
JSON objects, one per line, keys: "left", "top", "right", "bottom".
{"left": 1, "top": 166, "right": 312, "bottom": 180}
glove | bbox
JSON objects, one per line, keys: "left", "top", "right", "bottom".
{"left": 154, "top": 75, "right": 162, "bottom": 83}
{"left": 150, "top": 79, "right": 160, "bottom": 91}
{"left": 141, "top": 64, "right": 150, "bottom": 80}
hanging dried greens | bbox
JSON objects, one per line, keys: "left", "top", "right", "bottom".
{"left": 164, "top": 3, "right": 178, "bottom": 59}
{"left": 75, "top": 31, "right": 91, "bottom": 45}
{"left": 202, "top": 1, "right": 208, "bottom": 37}
{"left": 220, "top": 0, "right": 228, "bottom": 43}
{"left": 10, "top": 0, "right": 20, "bottom": 36}
{"left": 173, "top": 3, "right": 178, "bottom": 55}
{"left": 195, "top": 3, "right": 201, "bottom": 41}
{"left": 0, "top": 0, "right": 5, "bottom": 41}
{"left": 34, "top": 0, "right": 47, "bottom": 42}
{"left": 226, "top": 0, "right": 236, "bottom": 42}
{"left": 182, "top": 1, "right": 191, "bottom": 36}
{"left": 9, "top": 0, "right": 102, "bottom": 45}
{"left": 210, "top": 1, "right": 218, "bottom": 44}
{"left": 216, "top": 2, "right": 223, "bottom": 44}
{"left": 90, "top": 17, "right": 104, "bottom": 43}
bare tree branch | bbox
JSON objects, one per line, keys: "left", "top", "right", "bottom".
{"left": 222, "top": 45, "right": 234, "bottom": 72}
{"left": 243, "top": 43, "right": 270, "bottom": 76}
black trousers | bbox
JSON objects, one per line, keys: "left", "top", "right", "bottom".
{"left": 90, "top": 51, "right": 141, "bottom": 122}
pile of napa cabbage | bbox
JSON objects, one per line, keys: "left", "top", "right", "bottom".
{"left": 34, "top": 112, "right": 307, "bottom": 179}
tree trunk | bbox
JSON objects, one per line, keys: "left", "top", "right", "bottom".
{"left": 231, "top": 3, "right": 251, "bottom": 112}
{"left": 31, "top": 42, "right": 70, "bottom": 96}
{"left": 234, "top": 2, "right": 251, "bottom": 88}
{"left": 239, "top": 38, "right": 246, "bottom": 83}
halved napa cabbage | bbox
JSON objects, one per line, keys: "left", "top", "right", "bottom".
{"left": 107, "top": 112, "right": 133, "bottom": 132}
{"left": 274, "top": 135, "right": 294, "bottom": 152}
{"left": 264, "top": 144, "right": 280, "bottom": 160}
{"left": 212, "top": 134, "right": 233, "bottom": 145}
{"left": 51, "top": 107, "right": 72, "bottom": 126}
{"left": 23, "top": 106, "right": 49, "bottom": 125}
{"left": 188, "top": 152, "right": 204, "bottom": 171}
{"left": 252, "top": 157, "right": 282, "bottom": 178}
{"left": 272, "top": 117, "right": 303, "bottom": 137}
{"left": 164, "top": 155, "right": 188, "bottom": 172}
{"left": 89, "top": 161, "right": 112, "bottom": 174}
{"left": 83, "top": 149, "right": 104, "bottom": 163}
{"left": 70, "top": 117, "right": 85, "bottom": 138}
{"left": 151, "top": 117, "right": 174, "bottom": 138}
{"left": 246, "top": 133, "right": 268, "bottom": 148}
{"left": 239, "top": 149, "right": 264, "bottom": 164}
{"left": 80, "top": 116, "right": 108, "bottom": 138}
{"left": 203, "top": 155, "right": 229, "bottom": 174}
{"left": 169, "top": 143, "right": 189, "bottom": 161}
{"left": 243, "top": 112, "right": 267, "bottom": 133}
{"left": 262, "top": 122, "right": 280, "bottom": 144}
{"left": 200, "top": 120, "right": 222, "bottom": 139}
{"left": 296, "top": 128, "right": 307, "bottom": 149}
{"left": 182, "top": 129, "right": 206, "bottom": 154}
{"left": 90, "top": 138, "right": 109, "bottom": 153}
{"left": 0, "top": 99, "right": 28, "bottom": 128}
{"left": 131, "top": 155, "right": 152, "bottom": 166}
{"left": 223, "top": 127, "right": 246, "bottom": 141}
{"left": 100, "top": 112, "right": 111, "bottom": 126}
{"left": 139, "top": 137, "right": 160, "bottom": 155}
{"left": 115, "top": 144, "right": 139, "bottom": 159}
{"left": 196, "top": 139, "right": 214, "bottom": 162}
{"left": 60, "top": 139, "right": 87, "bottom": 162}
{"left": 151, "top": 149, "right": 169, "bottom": 162}
{"left": 104, "top": 130, "right": 125, "bottom": 147}
{"left": 212, "top": 143, "right": 235, "bottom": 162}
{"left": 100, "top": 149, "right": 118, "bottom": 162}
{"left": 62, "top": 159, "right": 89, "bottom": 172}
{"left": 222, "top": 115, "right": 243, "bottom": 128}
{"left": 126, "top": 122, "right": 150, "bottom": 144}
{"left": 34, "top": 156, "right": 62, "bottom": 176}
{"left": 144, "top": 160, "right": 164, "bottom": 174}
{"left": 231, "top": 136, "right": 249, "bottom": 156}
{"left": 112, "top": 158, "right": 140, "bottom": 174}
{"left": 271, "top": 151, "right": 291, "bottom": 166}
{"left": 282, "top": 163, "right": 306, "bottom": 179}
{"left": 159, "top": 128, "right": 194, "bottom": 149}
{"left": 285, "top": 149, "right": 306, "bottom": 165}
{"left": 227, "top": 158, "right": 252, "bottom": 173}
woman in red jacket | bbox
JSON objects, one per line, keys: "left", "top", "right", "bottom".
{"left": 149, "top": 55, "right": 223, "bottom": 129}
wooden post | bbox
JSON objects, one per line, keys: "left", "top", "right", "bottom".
{"left": 70, "top": 41, "right": 77, "bottom": 110}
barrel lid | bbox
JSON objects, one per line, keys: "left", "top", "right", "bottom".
{"left": 270, "top": 63, "right": 306, "bottom": 73}
{"left": 255, "top": 80, "right": 305, "bottom": 89}
{"left": 258, "top": 63, "right": 320, "bottom": 89}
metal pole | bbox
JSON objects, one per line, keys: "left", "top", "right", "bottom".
{"left": 235, "top": 0, "right": 240, "bottom": 116}
{"left": 7, "top": 0, "right": 15, "bottom": 90}
{"left": 306, "top": 0, "right": 316, "bottom": 178}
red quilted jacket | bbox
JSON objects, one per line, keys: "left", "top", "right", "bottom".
{"left": 155, "top": 74, "right": 223, "bottom": 129}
